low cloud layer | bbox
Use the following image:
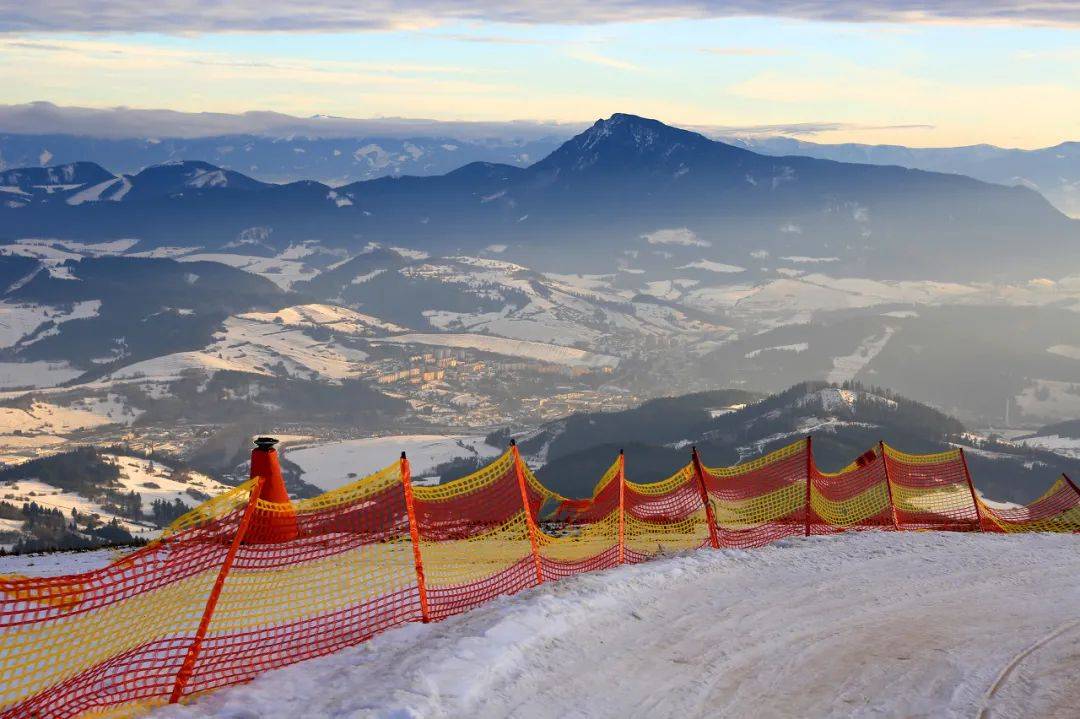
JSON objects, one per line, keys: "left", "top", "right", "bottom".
{"left": 2, "top": 0, "right": 1077, "bottom": 33}
{"left": 0, "top": 102, "right": 587, "bottom": 140}
{"left": 698, "top": 121, "right": 937, "bottom": 139}
{"left": 0, "top": 103, "right": 942, "bottom": 143}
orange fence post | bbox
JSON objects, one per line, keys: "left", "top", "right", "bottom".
{"left": 247, "top": 437, "right": 297, "bottom": 543}
{"left": 879, "top": 441, "right": 900, "bottom": 530}
{"left": 169, "top": 474, "right": 267, "bottom": 704}
{"left": 690, "top": 447, "right": 721, "bottom": 549}
{"left": 1063, "top": 473, "right": 1080, "bottom": 497}
{"left": 804, "top": 436, "right": 814, "bottom": 537}
{"left": 959, "top": 448, "right": 982, "bottom": 531}
{"left": 510, "top": 440, "right": 545, "bottom": 585}
{"left": 617, "top": 448, "right": 626, "bottom": 565}
{"left": 400, "top": 452, "right": 431, "bottom": 624}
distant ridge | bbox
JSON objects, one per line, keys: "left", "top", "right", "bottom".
{"left": 1, "top": 114, "right": 1077, "bottom": 281}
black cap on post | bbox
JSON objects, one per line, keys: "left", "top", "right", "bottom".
{"left": 254, "top": 437, "right": 279, "bottom": 451}
{"left": 401, "top": 451, "right": 407, "bottom": 459}
{"left": 509, "top": 438, "right": 517, "bottom": 447}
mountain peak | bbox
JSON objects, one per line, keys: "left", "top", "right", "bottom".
{"left": 0, "top": 161, "right": 114, "bottom": 189}
{"left": 579, "top": 113, "right": 697, "bottom": 150}
{"left": 129, "top": 161, "right": 267, "bottom": 195}
{"left": 531, "top": 113, "right": 744, "bottom": 177}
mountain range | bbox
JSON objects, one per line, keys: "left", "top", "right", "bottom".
{"left": 728, "top": 136, "right": 1080, "bottom": 218}
{"left": 2, "top": 114, "right": 1077, "bottom": 281}
{"left": 0, "top": 133, "right": 562, "bottom": 187}
{"left": 2, "top": 104, "right": 1077, "bottom": 220}
{"left": 512, "top": 382, "right": 1080, "bottom": 504}
{"left": 2, "top": 103, "right": 1076, "bottom": 218}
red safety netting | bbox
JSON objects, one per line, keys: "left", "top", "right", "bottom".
{"left": 808, "top": 446, "right": 894, "bottom": 535}
{"left": 703, "top": 440, "right": 809, "bottom": 548}
{"left": 410, "top": 450, "right": 547, "bottom": 621}
{"left": 622, "top": 463, "right": 711, "bottom": 563}
{"left": 2, "top": 440, "right": 1077, "bottom": 719}
{"left": 537, "top": 457, "right": 622, "bottom": 579}
{"left": 883, "top": 445, "right": 979, "bottom": 531}
{"left": 978, "top": 475, "right": 1080, "bottom": 533}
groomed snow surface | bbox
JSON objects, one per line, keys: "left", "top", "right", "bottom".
{"left": 148, "top": 532, "right": 1080, "bottom": 719}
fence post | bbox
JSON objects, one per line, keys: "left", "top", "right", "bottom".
{"left": 169, "top": 474, "right": 266, "bottom": 704}
{"left": 617, "top": 448, "right": 626, "bottom": 565}
{"left": 510, "top": 440, "right": 545, "bottom": 586}
{"left": 400, "top": 452, "right": 431, "bottom": 624}
{"left": 804, "top": 436, "right": 814, "bottom": 537}
{"left": 879, "top": 441, "right": 900, "bottom": 530}
{"left": 959, "top": 448, "right": 982, "bottom": 531}
{"left": 690, "top": 447, "right": 720, "bottom": 549}
{"left": 1063, "top": 473, "right": 1080, "bottom": 497}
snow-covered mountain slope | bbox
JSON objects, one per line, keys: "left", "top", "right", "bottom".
{"left": 377, "top": 333, "right": 619, "bottom": 369}
{"left": 1, "top": 465, "right": 205, "bottom": 537}
{"left": 286, "top": 434, "right": 501, "bottom": 491}
{"left": 0, "top": 450, "right": 233, "bottom": 549}
{"left": 522, "top": 383, "right": 1078, "bottom": 504}
{"left": 316, "top": 253, "right": 726, "bottom": 348}
{"left": 146, "top": 532, "right": 1080, "bottom": 719}
{"left": 0, "top": 396, "right": 139, "bottom": 464}
{"left": 110, "top": 313, "right": 373, "bottom": 383}
{"left": 2, "top": 237, "right": 1080, "bottom": 447}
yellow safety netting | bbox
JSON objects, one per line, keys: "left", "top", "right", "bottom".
{"left": 2, "top": 439, "right": 1077, "bottom": 719}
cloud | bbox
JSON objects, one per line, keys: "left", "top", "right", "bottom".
{"left": 642, "top": 228, "right": 711, "bottom": 248}
{"left": 0, "top": 100, "right": 942, "bottom": 144}
{"left": 697, "top": 121, "right": 936, "bottom": 138}
{"left": 1, "top": 1, "right": 1077, "bottom": 33}
{"left": 700, "top": 46, "right": 790, "bottom": 56}
{"left": 0, "top": 100, "right": 587, "bottom": 139}
{"left": 566, "top": 50, "right": 639, "bottom": 71}
{"left": 436, "top": 33, "right": 558, "bottom": 45}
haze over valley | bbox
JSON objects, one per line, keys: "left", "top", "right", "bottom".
{"left": 1, "top": 109, "right": 1079, "bottom": 550}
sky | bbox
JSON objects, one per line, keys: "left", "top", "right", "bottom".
{"left": 0, "top": 1, "right": 1077, "bottom": 148}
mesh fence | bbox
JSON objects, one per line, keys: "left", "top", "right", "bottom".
{"left": 883, "top": 444, "right": 979, "bottom": 531}
{"left": 2, "top": 440, "right": 1077, "bottom": 718}
{"left": 703, "top": 440, "right": 809, "bottom": 548}
{"left": 809, "top": 445, "right": 894, "bottom": 535}
{"left": 978, "top": 476, "right": 1080, "bottom": 533}
{"left": 536, "top": 456, "right": 621, "bottom": 579}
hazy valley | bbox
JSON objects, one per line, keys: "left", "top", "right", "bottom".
{"left": 2, "top": 113, "right": 1079, "bottom": 551}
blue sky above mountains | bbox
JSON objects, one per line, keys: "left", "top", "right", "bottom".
{"left": 0, "top": 0, "right": 1077, "bottom": 147}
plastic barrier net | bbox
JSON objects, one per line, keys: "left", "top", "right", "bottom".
{"left": 882, "top": 444, "right": 979, "bottom": 531}
{"left": 704, "top": 440, "right": 809, "bottom": 548}
{"left": 809, "top": 445, "right": 894, "bottom": 535}
{"left": 978, "top": 477, "right": 1080, "bottom": 533}
{"left": 2, "top": 441, "right": 1078, "bottom": 718}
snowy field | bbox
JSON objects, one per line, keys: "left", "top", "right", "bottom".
{"left": 378, "top": 333, "right": 620, "bottom": 369}
{"left": 0, "top": 453, "right": 232, "bottom": 541}
{"left": 0, "top": 548, "right": 117, "bottom": 576}
{"left": 142, "top": 532, "right": 1080, "bottom": 719}
{"left": 286, "top": 435, "right": 502, "bottom": 490}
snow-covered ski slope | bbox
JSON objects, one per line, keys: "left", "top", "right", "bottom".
{"left": 152, "top": 532, "right": 1079, "bottom": 719}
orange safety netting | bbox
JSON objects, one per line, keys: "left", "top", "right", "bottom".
{"left": 2, "top": 440, "right": 1078, "bottom": 719}
{"left": 703, "top": 440, "right": 808, "bottom": 548}
{"left": 808, "top": 444, "right": 895, "bottom": 535}
{"left": 978, "top": 475, "right": 1080, "bottom": 533}
{"left": 882, "top": 444, "right": 979, "bottom": 531}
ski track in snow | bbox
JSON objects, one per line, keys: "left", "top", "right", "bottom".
{"left": 148, "top": 532, "right": 1080, "bottom": 719}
